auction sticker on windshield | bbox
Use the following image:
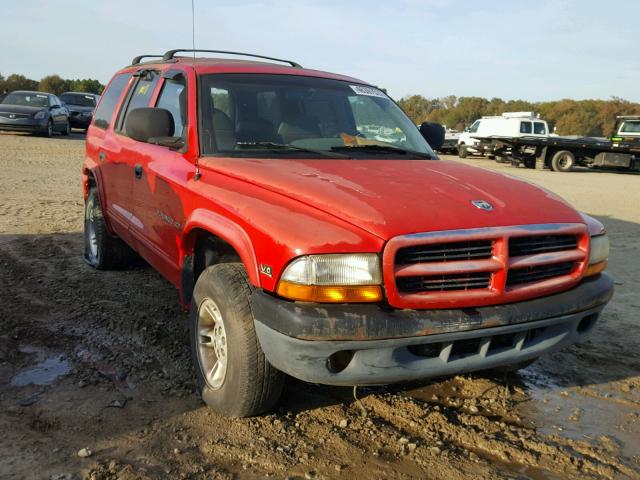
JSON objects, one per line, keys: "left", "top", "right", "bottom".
{"left": 350, "top": 85, "right": 387, "bottom": 98}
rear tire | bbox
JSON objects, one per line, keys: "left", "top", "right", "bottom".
{"left": 190, "top": 263, "right": 285, "bottom": 417}
{"left": 84, "top": 187, "right": 135, "bottom": 269}
{"left": 458, "top": 144, "right": 468, "bottom": 158}
{"left": 550, "top": 150, "right": 575, "bottom": 172}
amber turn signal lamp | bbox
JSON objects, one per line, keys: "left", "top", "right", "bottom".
{"left": 276, "top": 281, "right": 383, "bottom": 303}
{"left": 585, "top": 260, "right": 607, "bottom": 277}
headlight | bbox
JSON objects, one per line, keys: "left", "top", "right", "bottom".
{"left": 34, "top": 111, "right": 47, "bottom": 120}
{"left": 585, "top": 234, "right": 609, "bottom": 277}
{"left": 276, "top": 254, "right": 383, "bottom": 303}
{"left": 82, "top": 111, "right": 92, "bottom": 117}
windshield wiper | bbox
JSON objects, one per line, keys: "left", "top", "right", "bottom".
{"left": 331, "top": 144, "right": 435, "bottom": 159}
{"left": 236, "top": 142, "right": 349, "bottom": 159}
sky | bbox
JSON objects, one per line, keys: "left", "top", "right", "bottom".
{"left": 2, "top": 0, "right": 639, "bottom": 102}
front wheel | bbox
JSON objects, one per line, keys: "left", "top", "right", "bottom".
{"left": 458, "top": 144, "right": 469, "bottom": 158}
{"left": 61, "top": 120, "right": 70, "bottom": 136}
{"left": 45, "top": 120, "right": 53, "bottom": 138}
{"left": 190, "top": 263, "right": 284, "bottom": 417}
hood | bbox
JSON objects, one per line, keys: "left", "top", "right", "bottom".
{"left": 203, "top": 157, "right": 583, "bottom": 240}
{"left": 0, "top": 104, "right": 46, "bottom": 115}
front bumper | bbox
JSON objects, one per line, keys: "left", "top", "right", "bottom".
{"left": 0, "top": 117, "right": 48, "bottom": 133}
{"left": 69, "top": 113, "right": 92, "bottom": 128}
{"left": 252, "top": 274, "right": 613, "bottom": 385}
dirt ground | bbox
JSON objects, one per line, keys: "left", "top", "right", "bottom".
{"left": 0, "top": 132, "right": 638, "bottom": 480}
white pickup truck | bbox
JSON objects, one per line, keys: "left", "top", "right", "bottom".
{"left": 458, "top": 112, "right": 550, "bottom": 158}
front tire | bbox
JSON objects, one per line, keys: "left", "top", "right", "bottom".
{"left": 458, "top": 144, "right": 469, "bottom": 158}
{"left": 61, "top": 120, "right": 70, "bottom": 136}
{"left": 45, "top": 120, "right": 53, "bottom": 138}
{"left": 84, "top": 187, "right": 135, "bottom": 269}
{"left": 190, "top": 263, "right": 284, "bottom": 417}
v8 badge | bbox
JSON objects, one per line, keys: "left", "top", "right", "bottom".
{"left": 260, "top": 264, "right": 273, "bottom": 277}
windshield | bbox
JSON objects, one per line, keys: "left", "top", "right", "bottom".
{"left": 60, "top": 93, "right": 97, "bottom": 107}
{"left": 620, "top": 120, "right": 640, "bottom": 134}
{"left": 1, "top": 92, "right": 49, "bottom": 108}
{"left": 199, "top": 74, "right": 435, "bottom": 158}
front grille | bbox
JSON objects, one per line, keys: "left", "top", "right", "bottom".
{"left": 510, "top": 234, "right": 577, "bottom": 256}
{"left": 396, "top": 240, "right": 493, "bottom": 265}
{"left": 384, "top": 224, "right": 588, "bottom": 309}
{"left": 507, "top": 261, "right": 574, "bottom": 286}
{"left": 397, "top": 272, "right": 491, "bottom": 293}
{"left": 0, "top": 112, "right": 30, "bottom": 119}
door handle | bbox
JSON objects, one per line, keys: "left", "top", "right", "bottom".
{"left": 134, "top": 164, "right": 143, "bottom": 179}
{"left": 98, "top": 151, "right": 106, "bottom": 162}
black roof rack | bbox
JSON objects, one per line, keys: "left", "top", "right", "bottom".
{"left": 131, "top": 55, "right": 164, "bottom": 65}
{"left": 161, "top": 49, "right": 302, "bottom": 68}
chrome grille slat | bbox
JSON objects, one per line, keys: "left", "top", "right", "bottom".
{"left": 509, "top": 234, "right": 578, "bottom": 256}
{"left": 507, "top": 262, "right": 574, "bottom": 286}
{"left": 398, "top": 272, "right": 491, "bottom": 293}
{"left": 396, "top": 240, "right": 492, "bottom": 265}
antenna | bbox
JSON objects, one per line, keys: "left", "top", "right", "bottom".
{"left": 191, "top": 0, "right": 196, "bottom": 60}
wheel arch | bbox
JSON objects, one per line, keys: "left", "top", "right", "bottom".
{"left": 181, "top": 209, "right": 260, "bottom": 307}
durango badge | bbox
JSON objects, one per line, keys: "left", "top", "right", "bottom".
{"left": 471, "top": 200, "right": 494, "bottom": 211}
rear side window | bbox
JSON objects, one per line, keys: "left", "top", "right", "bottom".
{"left": 534, "top": 122, "right": 546, "bottom": 135}
{"left": 520, "top": 121, "right": 532, "bottom": 134}
{"left": 93, "top": 73, "right": 131, "bottom": 130}
{"left": 116, "top": 71, "right": 160, "bottom": 132}
{"left": 156, "top": 78, "right": 187, "bottom": 137}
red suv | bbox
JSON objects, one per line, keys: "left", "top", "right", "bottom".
{"left": 83, "top": 50, "right": 613, "bottom": 417}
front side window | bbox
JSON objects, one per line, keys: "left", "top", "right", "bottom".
{"left": 520, "top": 121, "right": 532, "bottom": 134}
{"left": 93, "top": 73, "right": 131, "bottom": 129}
{"left": 198, "top": 74, "right": 435, "bottom": 159}
{"left": 533, "top": 122, "right": 546, "bottom": 135}
{"left": 156, "top": 77, "right": 187, "bottom": 137}
{"left": 620, "top": 120, "right": 640, "bottom": 134}
{"left": 468, "top": 120, "right": 481, "bottom": 133}
{"left": 1, "top": 92, "right": 49, "bottom": 108}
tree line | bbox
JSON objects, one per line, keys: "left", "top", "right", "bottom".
{"left": 397, "top": 95, "right": 640, "bottom": 137}
{"left": 0, "top": 73, "right": 104, "bottom": 96}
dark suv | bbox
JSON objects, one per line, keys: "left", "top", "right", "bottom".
{"left": 83, "top": 49, "right": 613, "bottom": 417}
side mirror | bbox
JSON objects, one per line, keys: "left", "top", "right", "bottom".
{"left": 125, "top": 107, "right": 175, "bottom": 142}
{"left": 419, "top": 122, "right": 445, "bottom": 150}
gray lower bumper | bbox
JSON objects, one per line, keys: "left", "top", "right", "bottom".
{"left": 253, "top": 274, "right": 613, "bottom": 386}
{"left": 254, "top": 306, "right": 602, "bottom": 385}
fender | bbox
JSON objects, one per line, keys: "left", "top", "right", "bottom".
{"left": 182, "top": 208, "right": 261, "bottom": 287}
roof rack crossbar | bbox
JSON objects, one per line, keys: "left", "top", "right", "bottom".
{"left": 131, "top": 55, "right": 164, "bottom": 65}
{"left": 162, "top": 49, "right": 302, "bottom": 68}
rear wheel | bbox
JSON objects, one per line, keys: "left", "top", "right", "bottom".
{"left": 84, "top": 187, "right": 135, "bottom": 269}
{"left": 550, "top": 150, "right": 575, "bottom": 172}
{"left": 190, "top": 263, "right": 285, "bottom": 417}
{"left": 458, "top": 144, "right": 469, "bottom": 158}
